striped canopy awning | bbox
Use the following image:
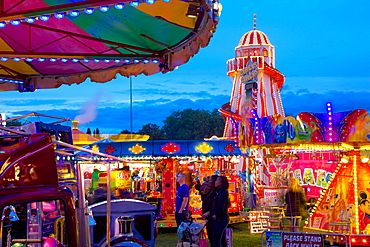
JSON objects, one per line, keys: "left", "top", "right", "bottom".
{"left": 0, "top": 0, "right": 220, "bottom": 91}
{"left": 72, "top": 128, "right": 99, "bottom": 146}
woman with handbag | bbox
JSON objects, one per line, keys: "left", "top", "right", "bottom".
{"left": 202, "top": 176, "right": 229, "bottom": 247}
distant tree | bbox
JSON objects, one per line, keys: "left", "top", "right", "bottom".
{"left": 5, "top": 119, "right": 29, "bottom": 127}
{"left": 95, "top": 128, "right": 100, "bottom": 139}
{"left": 138, "top": 123, "right": 166, "bottom": 140}
{"left": 120, "top": 130, "right": 132, "bottom": 134}
{"left": 86, "top": 128, "right": 92, "bottom": 135}
{"left": 162, "top": 109, "right": 225, "bottom": 140}
{"left": 210, "top": 109, "right": 225, "bottom": 137}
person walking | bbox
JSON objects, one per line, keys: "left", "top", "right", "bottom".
{"left": 285, "top": 177, "right": 307, "bottom": 231}
{"left": 202, "top": 176, "right": 229, "bottom": 247}
{"left": 175, "top": 173, "right": 190, "bottom": 228}
{"left": 200, "top": 175, "right": 218, "bottom": 245}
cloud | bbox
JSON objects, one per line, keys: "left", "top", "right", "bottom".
{"left": 0, "top": 99, "right": 69, "bottom": 106}
{"left": 113, "top": 88, "right": 220, "bottom": 99}
{"left": 146, "top": 82, "right": 163, "bottom": 87}
{"left": 199, "top": 81, "right": 217, "bottom": 86}
{"left": 5, "top": 89, "right": 370, "bottom": 137}
{"left": 80, "top": 95, "right": 229, "bottom": 133}
{"left": 296, "top": 89, "right": 310, "bottom": 95}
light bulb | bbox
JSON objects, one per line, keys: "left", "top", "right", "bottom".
{"left": 115, "top": 3, "right": 125, "bottom": 10}
{"left": 54, "top": 13, "right": 65, "bottom": 19}
{"left": 130, "top": 1, "right": 140, "bottom": 7}
{"left": 69, "top": 11, "right": 80, "bottom": 17}
{"left": 40, "top": 15, "right": 50, "bottom": 21}
{"left": 84, "top": 8, "right": 95, "bottom": 15}
{"left": 99, "top": 6, "right": 110, "bottom": 12}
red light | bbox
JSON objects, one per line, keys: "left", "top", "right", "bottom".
{"left": 161, "top": 143, "right": 180, "bottom": 154}
{"left": 168, "top": 223, "right": 173, "bottom": 227}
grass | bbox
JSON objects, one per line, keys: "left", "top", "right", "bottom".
{"left": 156, "top": 222, "right": 262, "bottom": 246}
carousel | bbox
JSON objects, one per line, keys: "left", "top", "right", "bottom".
{"left": 0, "top": 1, "right": 222, "bottom": 246}
{"left": 0, "top": 0, "right": 221, "bottom": 91}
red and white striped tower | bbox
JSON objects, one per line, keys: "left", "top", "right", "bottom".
{"left": 220, "top": 15, "right": 285, "bottom": 139}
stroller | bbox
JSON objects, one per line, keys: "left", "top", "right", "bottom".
{"left": 177, "top": 218, "right": 207, "bottom": 247}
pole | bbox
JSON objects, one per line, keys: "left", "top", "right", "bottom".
{"left": 76, "top": 162, "right": 90, "bottom": 247}
{"left": 130, "top": 76, "right": 133, "bottom": 139}
{"left": 106, "top": 162, "right": 111, "bottom": 247}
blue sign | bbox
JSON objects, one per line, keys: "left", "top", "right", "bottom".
{"left": 266, "top": 231, "right": 282, "bottom": 247}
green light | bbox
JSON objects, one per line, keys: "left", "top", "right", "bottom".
{"left": 159, "top": 224, "right": 164, "bottom": 227}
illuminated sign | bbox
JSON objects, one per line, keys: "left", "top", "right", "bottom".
{"left": 240, "top": 61, "right": 258, "bottom": 84}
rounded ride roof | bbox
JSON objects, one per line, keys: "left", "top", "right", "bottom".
{"left": 238, "top": 30, "right": 271, "bottom": 47}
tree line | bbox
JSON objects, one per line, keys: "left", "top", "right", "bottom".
{"left": 119, "top": 109, "right": 225, "bottom": 140}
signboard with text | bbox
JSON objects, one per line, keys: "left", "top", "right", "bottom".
{"left": 282, "top": 232, "right": 323, "bottom": 247}
{"left": 266, "top": 231, "right": 282, "bottom": 247}
{"left": 265, "top": 232, "right": 324, "bottom": 247}
{"left": 240, "top": 61, "right": 258, "bottom": 84}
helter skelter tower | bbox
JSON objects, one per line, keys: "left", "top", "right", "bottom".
{"left": 220, "top": 15, "right": 285, "bottom": 145}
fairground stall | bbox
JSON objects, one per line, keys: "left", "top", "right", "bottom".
{"left": 218, "top": 22, "right": 370, "bottom": 245}
{"left": 73, "top": 139, "right": 250, "bottom": 227}
{"left": 222, "top": 103, "right": 370, "bottom": 245}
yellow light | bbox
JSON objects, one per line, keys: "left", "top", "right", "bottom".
{"left": 353, "top": 154, "right": 360, "bottom": 234}
{"left": 341, "top": 143, "right": 354, "bottom": 149}
{"left": 362, "top": 157, "right": 369, "bottom": 163}
{"left": 128, "top": 144, "right": 146, "bottom": 154}
{"left": 341, "top": 156, "right": 349, "bottom": 163}
{"left": 360, "top": 145, "right": 370, "bottom": 150}
{"left": 195, "top": 142, "right": 214, "bottom": 154}
{"left": 363, "top": 239, "right": 367, "bottom": 243}
{"left": 351, "top": 238, "right": 356, "bottom": 242}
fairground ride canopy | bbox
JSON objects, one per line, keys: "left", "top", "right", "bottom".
{"left": 0, "top": 0, "right": 220, "bottom": 92}
{"left": 74, "top": 139, "right": 242, "bottom": 158}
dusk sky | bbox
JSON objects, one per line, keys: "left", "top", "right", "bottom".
{"left": 2, "top": 0, "right": 370, "bottom": 134}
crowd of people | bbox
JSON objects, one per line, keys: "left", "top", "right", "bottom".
{"left": 176, "top": 173, "right": 230, "bottom": 247}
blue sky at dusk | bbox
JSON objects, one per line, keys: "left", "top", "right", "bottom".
{"left": 1, "top": 0, "right": 370, "bottom": 134}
